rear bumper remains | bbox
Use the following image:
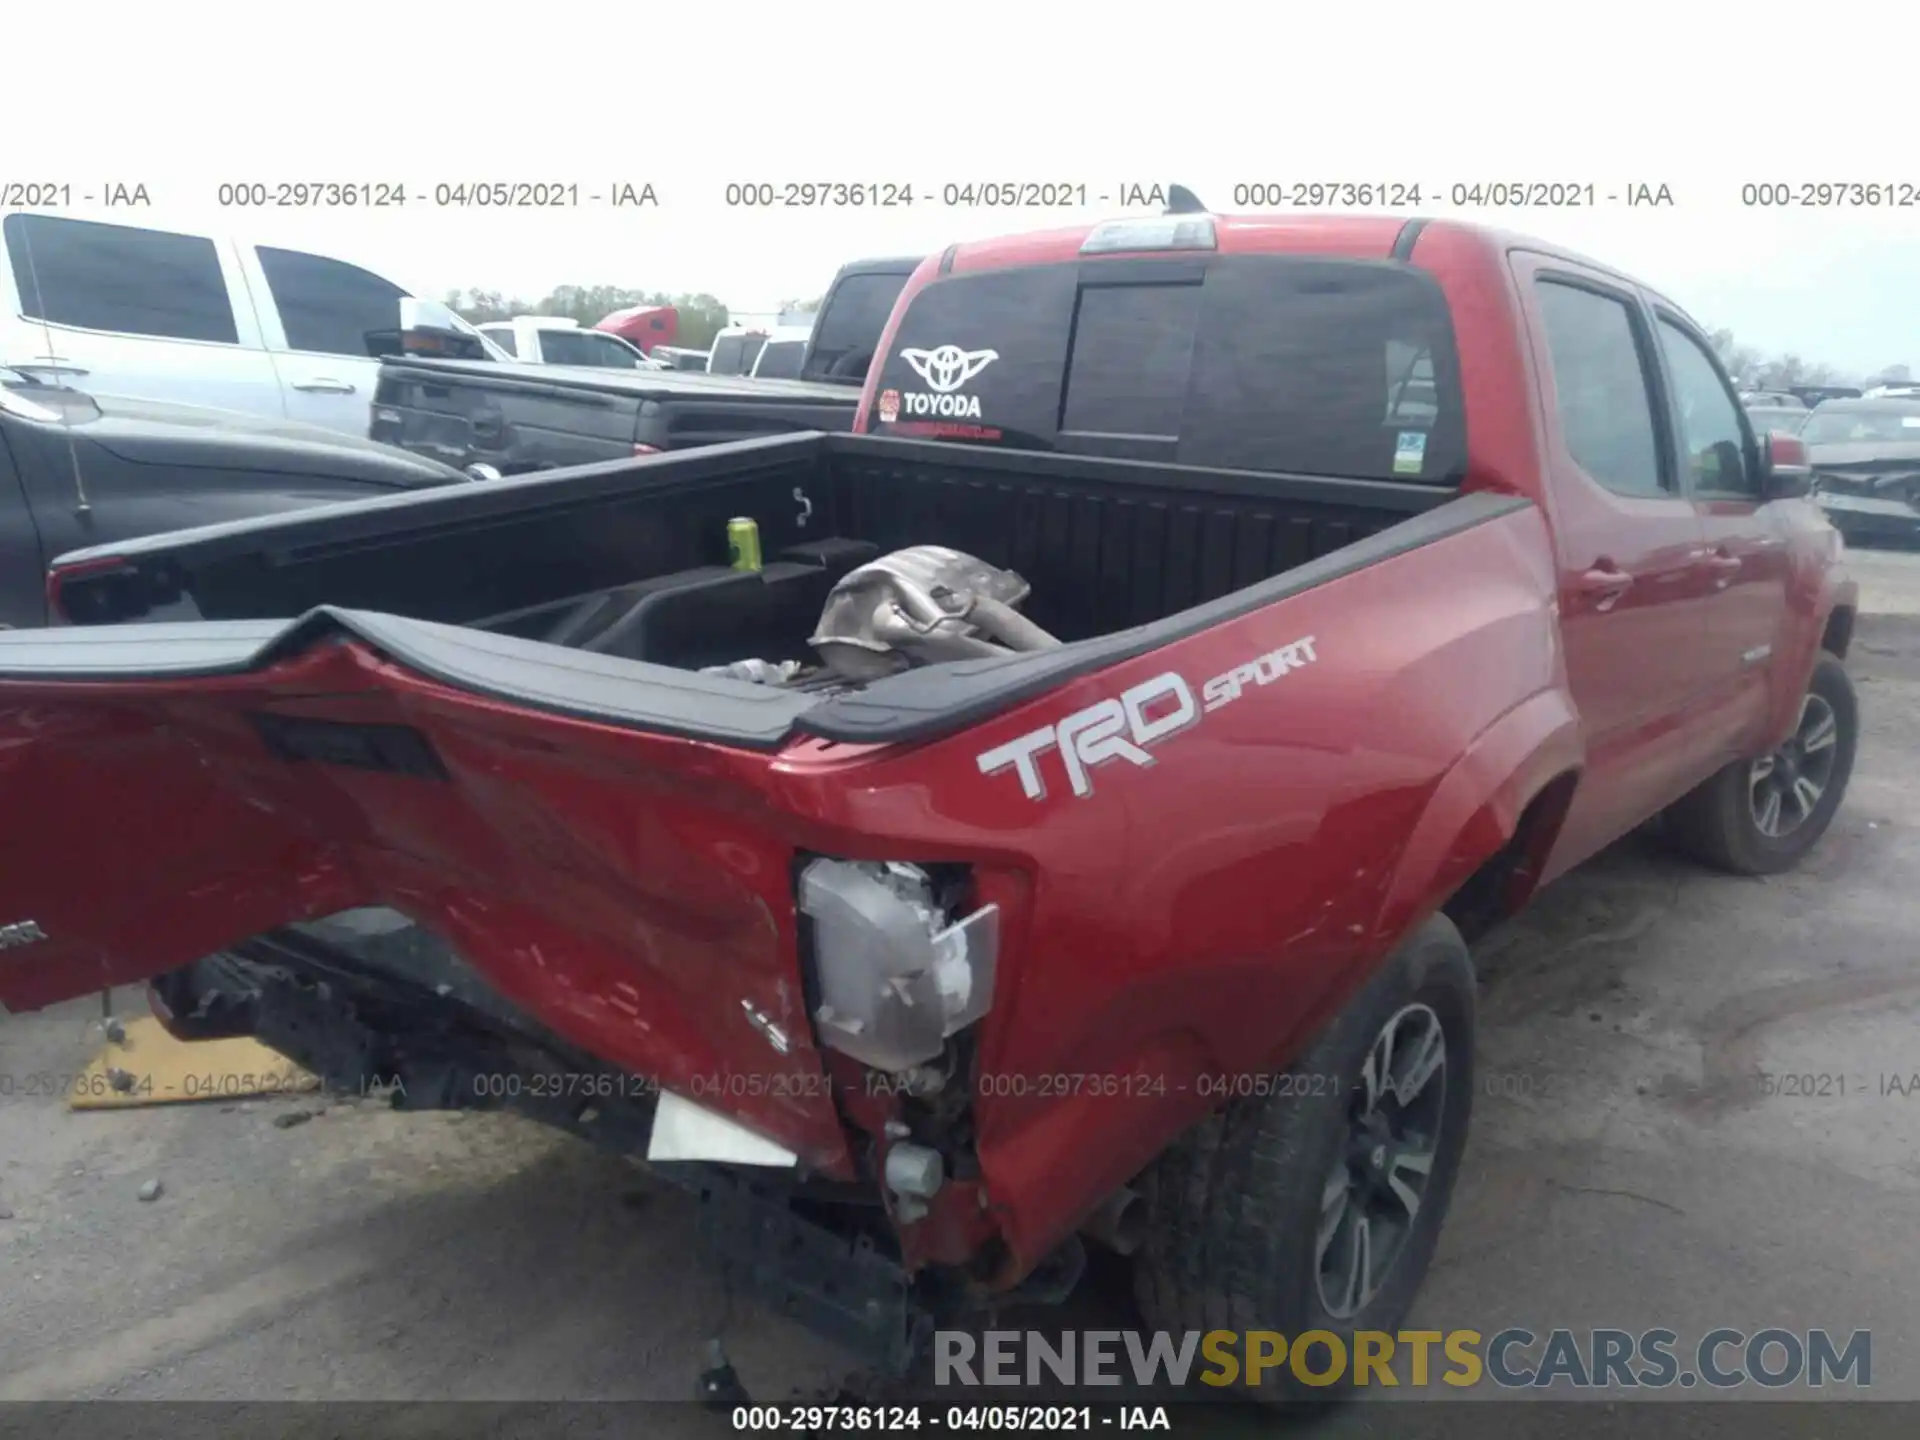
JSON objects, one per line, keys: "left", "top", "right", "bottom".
{"left": 149, "top": 924, "right": 928, "bottom": 1370}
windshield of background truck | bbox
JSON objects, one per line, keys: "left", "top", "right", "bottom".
{"left": 869, "top": 255, "right": 1467, "bottom": 483}
{"left": 1802, "top": 403, "right": 1920, "bottom": 445}
{"left": 1745, "top": 405, "right": 1810, "bottom": 435}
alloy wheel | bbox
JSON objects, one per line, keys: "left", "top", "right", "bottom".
{"left": 1749, "top": 693, "right": 1840, "bottom": 839}
{"left": 1315, "top": 1002, "right": 1448, "bottom": 1320}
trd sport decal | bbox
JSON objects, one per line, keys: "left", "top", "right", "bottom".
{"left": 976, "top": 635, "right": 1319, "bottom": 801}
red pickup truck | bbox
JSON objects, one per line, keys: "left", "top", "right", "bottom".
{"left": 0, "top": 208, "right": 1857, "bottom": 1398}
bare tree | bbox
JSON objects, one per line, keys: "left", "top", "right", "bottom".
{"left": 1709, "top": 328, "right": 1882, "bottom": 391}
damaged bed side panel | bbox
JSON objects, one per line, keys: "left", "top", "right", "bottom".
{"left": 0, "top": 641, "right": 853, "bottom": 1174}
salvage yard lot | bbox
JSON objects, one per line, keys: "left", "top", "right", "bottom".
{"left": 2, "top": 549, "right": 1918, "bottom": 1429}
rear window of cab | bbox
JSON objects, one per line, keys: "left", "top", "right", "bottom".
{"left": 868, "top": 254, "right": 1466, "bottom": 484}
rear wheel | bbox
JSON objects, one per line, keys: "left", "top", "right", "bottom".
{"left": 1665, "top": 652, "right": 1858, "bottom": 875}
{"left": 1132, "top": 914, "right": 1475, "bottom": 1403}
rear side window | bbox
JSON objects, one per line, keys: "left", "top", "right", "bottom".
{"left": 754, "top": 340, "right": 806, "bottom": 380}
{"left": 258, "top": 246, "right": 408, "bottom": 357}
{"left": 4, "top": 213, "right": 238, "bottom": 344}
{"left": 480, "top": 325, "right": 519, "bottom": 357}
{"left": 1534, "top": 280, "right": 1666, "bottom": 497}
{"left": 869, "top": 255, "right": 1466, "bottom": 483}
{"left": 709, "top": 333, "right": 767, "bottom": 376}
{"left": 539, "top": 330, "right": 637, "bottom": 368}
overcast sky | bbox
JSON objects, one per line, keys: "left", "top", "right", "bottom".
{"left": 14, "top": 2, "right": 1919, "bottom": 375}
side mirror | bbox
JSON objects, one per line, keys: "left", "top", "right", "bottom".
{"left": 387, "top": 298, "right": 492, "bottom": 361}
{"left": 463, "top": 462, "right": 503, "bottom": 483}
{"left": 1759, "top": 431, "right": 1813, "bottom": 500}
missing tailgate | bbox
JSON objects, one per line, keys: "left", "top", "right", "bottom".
{"left": 250, "top": 713, "right": 450, "bottom": 780}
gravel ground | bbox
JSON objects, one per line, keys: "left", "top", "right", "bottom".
{"left": 3, "top": 547, "right": 1919, "bottom": 1437}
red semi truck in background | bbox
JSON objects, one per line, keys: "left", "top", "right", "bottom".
{"left": 0, "top": 205, "right": 1858, "bottom": 1401}
{"left": 595, "top": 302, "right": 678, "bottom": 353}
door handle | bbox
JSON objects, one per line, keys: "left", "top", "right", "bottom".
{"left": 7, "top": 356, "right": 89, "bottom": 376}
{"left": 291, "top": 378, "right": 356, "bottom": 394}
{"left": 1577, "top": 563, "right": 1635, "bottom": 612}
{"left": 1705, "top": 548, "right": 1742, "bottom": 587}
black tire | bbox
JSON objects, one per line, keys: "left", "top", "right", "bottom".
{"left": 1132, "top": 914, "right": 1475, "bottom": 1404}
{"left": 1664, "top": 651, "right": 1858, "bottom": 876}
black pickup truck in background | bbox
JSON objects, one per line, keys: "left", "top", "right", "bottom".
{"left": 0, "top": 369, "right": 465, "bottom": 629}
{"left": 370, "top": 359, "right": 860, "bottom": 474}
{"left": 799, "top": 255, "right": 922, "bottom": 386}
{"left": 369, "top": 300, "right": 860, "bottom": 475}
{"left": 364, "top": 255, "right": 926, "bottom": 477}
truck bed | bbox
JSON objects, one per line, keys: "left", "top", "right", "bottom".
{"left": 39, "top": 431, "right": 1504, "bottom": 746}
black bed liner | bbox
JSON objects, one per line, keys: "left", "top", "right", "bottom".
{"left": 18, "top": 433, "right": 1528, "bottom": 749}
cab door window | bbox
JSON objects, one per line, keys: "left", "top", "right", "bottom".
{"left": 1655, "top": 315, "right": 1756, "bottom": 497}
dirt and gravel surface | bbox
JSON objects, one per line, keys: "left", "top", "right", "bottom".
{"left": 2, "top": 548, "right": 1918, "bottom": 1437}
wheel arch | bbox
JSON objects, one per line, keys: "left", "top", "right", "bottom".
{"left": 1822, "top": 603, "right": 1856, "bottom": 661}
{"left": 1371, "top": 686, "right": 1586, "bottom": 948}
{"left": 1763, "top": 575, "right": 1859, "bottom": 751}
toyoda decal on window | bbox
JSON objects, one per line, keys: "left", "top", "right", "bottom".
{"left": 975, "top": 636, "right": 1318, "bottom": 802}
{"left": 886, "top": 344, "right": 998, "bottom": 420}
{"left": 903, "top": 345, "right": 998, "bottom": 392}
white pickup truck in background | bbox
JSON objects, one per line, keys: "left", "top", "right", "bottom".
{"left": 748, "top": 324, "right": 814, "bottom": 380}
{"left": 474, "top": 316, "right": 659, "bottom": 369}
{"left": 0, "top": 211, "right": 504, "bottom": 438}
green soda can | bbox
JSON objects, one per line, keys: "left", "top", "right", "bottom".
{"left": 727, "top": 516, "right": 762, "bottom": 572}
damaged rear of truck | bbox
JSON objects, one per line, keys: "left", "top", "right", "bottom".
{"left": 0, "top": 212, "right": 1595, "bottom": 1392}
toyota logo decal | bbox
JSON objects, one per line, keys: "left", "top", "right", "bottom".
{"left": 900, "top": 345, "right": 999, "bottom": 394}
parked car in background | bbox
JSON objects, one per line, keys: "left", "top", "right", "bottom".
{"left": 0, "top": 367, "right": 466, "bottom": 628}
{"left": 476, "top": 316, "right": 660, "bottom": 369}
{"left": 651, "top": 346, "right": 711, "bottom": 373}
{"left": 1744, "top": 404, "right": 1811, "bottom": 435}
{"left": 0, "top": 212, "right": 498, "bottom": 438}
{"left": 1862, "top": 382, "right": 1920, "bottom": 401}
{"left": 799, "top": 255, "right": 922, "bottom": 385}
{"left": 748, "top": 325, "right": 813, "bottom": 380}
{"left": 1793, "top": 384, "right": 1864, "bottom": 407}
{"left": 706, "top": 325, "right": 769, "bottom": 377}
{"left": 1739, "top": 389, "right": 1805, "bottom": 409}
{"left": 1803, "top": 396, "right": 1920, "bottom": 545}
{"left": 2, "top": 209, "right": 1857, "bottom": 1401}
{"left": 595, "top": 303, "right": 678, "bottom": 354}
